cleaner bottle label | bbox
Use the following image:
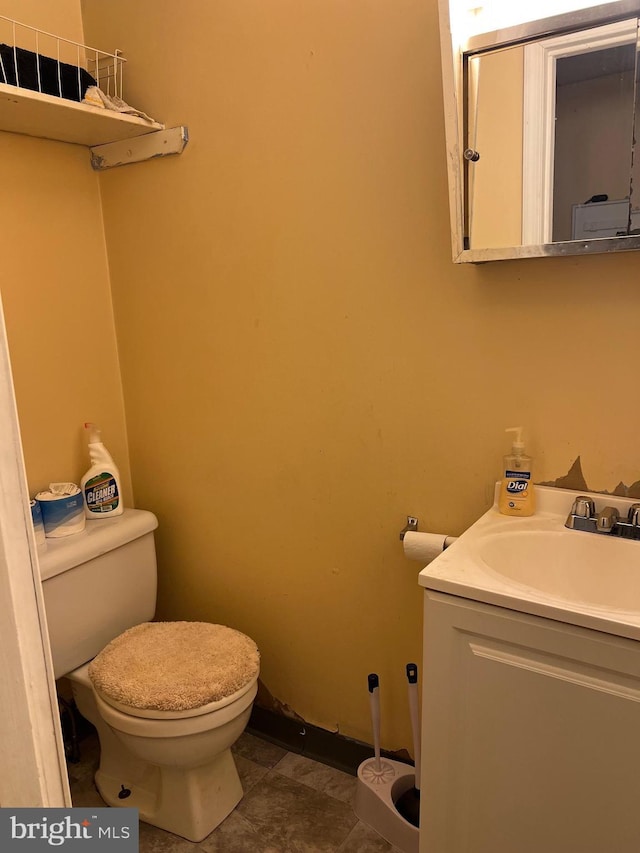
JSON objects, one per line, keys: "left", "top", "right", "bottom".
{"left": 84, "top": 472, "right": 120, "bottom": 514}
{"left": 505, "top": 470, "right": 531, "bottom": 496}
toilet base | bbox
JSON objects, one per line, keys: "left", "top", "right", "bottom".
{"left": 95, "top": 746, "right": 243, "bottom": 842}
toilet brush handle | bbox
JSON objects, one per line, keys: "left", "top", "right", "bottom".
{"left": 368, "top": 673, "right": 381, "bottom": 772}
{"left": 406, "top": 663, "right": 421, "bottom": 789}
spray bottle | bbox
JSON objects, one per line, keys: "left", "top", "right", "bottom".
{"left": 498, "top": 426, "right": 535, "bottom": 517}
{"left": 80, "top": 423, "right": 123, "bottom": 518}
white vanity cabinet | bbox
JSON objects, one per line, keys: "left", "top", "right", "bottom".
{"left": 420, "top": 590, "right": 640, "bottom": 853}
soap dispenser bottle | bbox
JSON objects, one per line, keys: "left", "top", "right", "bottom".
{"left": 498, "top": 426, "right": 536, "bottom": 516}
{"left": 80, "top": 422, "right": 123, "bottom": 518}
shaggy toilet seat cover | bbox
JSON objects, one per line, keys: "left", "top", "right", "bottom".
{"left": 88, "top": 621, "right": 260, "bottom": 712}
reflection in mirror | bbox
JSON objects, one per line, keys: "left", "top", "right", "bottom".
{"left": 553, "top": 41, "right": 636, "bottom": 241}
{"left": 632, "top": 25, "right": 640, "bottom": 233}
{"left": 466, "top": 18, "right": 639, "bottom": 250}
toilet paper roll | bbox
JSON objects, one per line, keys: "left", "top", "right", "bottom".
{"left": 29, "top": 499, "right": 47, "bottom": 547}
{"left": 36, "top": 483, "right": 85, "bottom": 538}
{"left": 403, "top": 531, "right": 451, "bottom": 565}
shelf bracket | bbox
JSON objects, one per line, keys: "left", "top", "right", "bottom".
{"left": 90, "top": 125, "right": 189, "bottom": 171}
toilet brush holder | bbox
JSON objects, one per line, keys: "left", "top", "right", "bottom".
{"left": 353, "top": 757, "right": 419, "bottom": 853}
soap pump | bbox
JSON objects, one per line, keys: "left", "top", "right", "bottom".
{"left": 80, "top": 422, "right": 123, "bottom": 518}
{"left": 498, "top": 426, "right": 535, "bottom": 517}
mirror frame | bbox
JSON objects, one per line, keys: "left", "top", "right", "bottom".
{"left": 438, "top": 0, "right": 640, "bottom": 262}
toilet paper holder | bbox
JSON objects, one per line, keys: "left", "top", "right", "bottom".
{"left": 399, "top": 516, "right": 419, "bottom": 540}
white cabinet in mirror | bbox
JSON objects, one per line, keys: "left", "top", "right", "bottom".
{"left": 439, "top": 0, "right": 640, "bottom": 262}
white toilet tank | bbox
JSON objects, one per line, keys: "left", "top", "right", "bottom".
{"left": 39, "top": 509, "right": 158, "bottom": 679}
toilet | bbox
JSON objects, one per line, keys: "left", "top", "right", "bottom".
{"left": 39, "top": 509, "right": 260, "bottom": 842}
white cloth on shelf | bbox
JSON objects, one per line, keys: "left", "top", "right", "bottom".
{"left": 83, "top": 85, "right": 157, "bottom": 124}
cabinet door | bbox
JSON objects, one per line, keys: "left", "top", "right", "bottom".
{"left": 420, "top": 592, "right": 640, "bottom": 853}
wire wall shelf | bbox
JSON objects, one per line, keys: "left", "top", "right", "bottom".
{"left": 0, "top": 15, "right": 125, "bottom": 104}
{"left": 0, "top": 14, "right": 170, "bottom": 151}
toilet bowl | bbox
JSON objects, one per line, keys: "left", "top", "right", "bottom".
{"left": 38, "top": 509, "right": 260, "bottom": 842}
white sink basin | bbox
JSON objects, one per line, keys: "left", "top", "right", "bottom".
{"left": 419, "top": 485, "right": 640, "bottom": 641}
{"left": 477, "top": 529, "right": 640, "bottom": 612}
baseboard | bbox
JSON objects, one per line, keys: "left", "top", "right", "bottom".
{"left": 247, "top": 705, "right": 411, "bottom": 777}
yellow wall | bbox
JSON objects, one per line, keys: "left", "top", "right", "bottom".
{"left": 0, "top": 1, "right": 132, "bottom": 501}
{"left": 50, "top": 0, "right": 640, "bottom": 754}
{"left": 0, "top": 0, "right": 83, "bottom": 41}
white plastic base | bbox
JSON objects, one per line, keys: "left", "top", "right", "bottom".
{"left": 353, "top": 758, "right": 419, "bottom": 853}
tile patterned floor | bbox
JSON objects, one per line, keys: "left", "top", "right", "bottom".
{"left": 68, "top": 731, "right": 403, "bottom": 852}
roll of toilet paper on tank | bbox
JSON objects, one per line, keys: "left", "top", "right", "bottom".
{"left": 36, "top": 483, "right": 85, "bottom": 538}
{"left": 403, "top": 531, "right": 453, "bottom": 565}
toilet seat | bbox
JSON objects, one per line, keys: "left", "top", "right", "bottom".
{"left": 95, "top": 676, "right": 258, "bottom": 720}
{"left": 68, "top": 660, "right": 259, "bottom": 738}
{"left": 88, "top": 621, "right": 260, "bottom": 715}
{"left": 93, "top": 673, "right": 259, "bottom": 738}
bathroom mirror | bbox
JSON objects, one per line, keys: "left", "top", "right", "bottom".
{"left": 438, "top": 0, "right": 640, "bottom": 262}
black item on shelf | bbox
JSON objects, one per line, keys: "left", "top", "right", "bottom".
{"left": 0, "top": 43, "right": 96, "bottom": 102}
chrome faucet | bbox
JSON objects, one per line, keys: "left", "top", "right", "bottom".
{"left": 596, "top": 506, "right": 619, "bottom": 533}
{"left": 565, "top": 496, "right": 640, "bottom": 540}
